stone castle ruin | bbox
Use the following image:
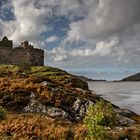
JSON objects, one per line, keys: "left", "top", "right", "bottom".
{"left": 0, "top": 37, "right": 44, "bottom": 66}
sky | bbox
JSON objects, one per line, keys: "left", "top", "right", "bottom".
{"left": 0, "top": 0, "right": 140, "bottom": 80}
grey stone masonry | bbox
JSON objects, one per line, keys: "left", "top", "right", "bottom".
{"left": 0, "top": 37, "right": 44, "bottom": 66}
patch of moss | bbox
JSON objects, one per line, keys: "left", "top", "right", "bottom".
{"left": 30, "top": 66, "right": 66, "bottom": 73}
{"left": 0, "top": 106, "right": 6, "bottom": 120}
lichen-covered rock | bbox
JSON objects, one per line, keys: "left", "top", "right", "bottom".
{"left": 24, "top": 93, "right": 68, "bottom": 118}
{"left": 46, "top": 107, "right": 68, "bottom": 118}
{"left": 117, "top": 115, "right": 135, "bottom": 125}
{"left": 114, "top": 108, "right": 136, "bottom": 117}
{"left": 72, "top": 98, "right": 94, "bottom": 120}
{"left": 23, "top": 93, "right": 47, "bottom": 114}
{"left": 23, "top": 93, "right": 94, "bottom": 120}
{"left": 41, "top": 81, "right": 50, "bottom": 87}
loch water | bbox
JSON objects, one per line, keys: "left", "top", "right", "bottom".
{"left": 88, "top": 81, "right": 140, "bottom": 115}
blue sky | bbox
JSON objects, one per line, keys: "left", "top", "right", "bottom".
{"left": 0, "top": 0, "right": 140, "bottom": 80}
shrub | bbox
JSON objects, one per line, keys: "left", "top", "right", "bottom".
{"left": 0, "top": 106, "right": 6, "bottom": 120}
{"left": 84, "top": 99, "right": 117, "bottom": 140}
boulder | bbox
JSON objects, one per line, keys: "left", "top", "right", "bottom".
{"left": 72, "top": 98, "right": 94, "bottom": 121}
{"left": 46, "top": 107, "right": 68, "bottom": 118}
{"left": 117, "top": 115, "right": 135, "bottom": 125}
{"left": 23, "top": 93, "right": 47, "bottom": 114}
{"left": 23, "top": 93, "right": 68, "bottom": 119}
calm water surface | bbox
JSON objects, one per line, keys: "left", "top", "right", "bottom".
{"left": 88, "top": 82, "right": 140, "bottom": 115}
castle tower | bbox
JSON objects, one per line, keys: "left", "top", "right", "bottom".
{"left": 0, "top": 36, "right": 13, "bottom": 48}
{"left": 20, "top": 41, "right": 33, "bottom": 49}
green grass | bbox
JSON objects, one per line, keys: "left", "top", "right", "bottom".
{"left": 30, "top": 66, "right": 66, "bottom": 73}
{"left": 0, "top": 65, "right": 67, "bottom": 77}
{"left": 0, "top": 65, "right": 20, "bottom": 72}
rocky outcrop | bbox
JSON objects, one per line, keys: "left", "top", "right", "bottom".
{"left": 23, "top": 92, "right": 94, "bottom": 121}
{"left": 23, "top": 91, "right": 137, "bottom": 124}
{"left": 23, "top": 92, "right": 68, "bottom": 119}
{"left": 23, "top": 93, "right": 47, "bottom": 114}
{"left": 72, "top": 98, "right": 94, "bottom": 121}
{"left": 117, "top": 115, "right": 135, "bottom": 125}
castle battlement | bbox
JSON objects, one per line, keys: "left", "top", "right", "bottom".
{"left": 0, "top": 36, "right": 13, "bottom": 48}
{"left": 0, "top": 37, "right": 44, "bottom": 66}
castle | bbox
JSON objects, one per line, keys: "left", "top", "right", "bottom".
{"left": 0, "top": 37, "right": 44, "bottom": 66}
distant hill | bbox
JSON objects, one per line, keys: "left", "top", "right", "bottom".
{"left": 77, "top": 76, "right": 94, "bottom": 81}
{"left": 78, "top": 76, "right": 106, "bottom": 82}
{"left": 121, "top": 73, "right": 140, "bottom": 81}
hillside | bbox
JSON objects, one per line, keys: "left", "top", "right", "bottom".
{"left": 121, "top": 73, "right": 140, "bottom": 81}
{"left": 77, "top": 76, "right": 94, "bottom": 81}
{"left": 0, "top": 65, "right": 140, "bottom": 139}
{"left": 78, "top": 76, "right": 106, "bottom": 82}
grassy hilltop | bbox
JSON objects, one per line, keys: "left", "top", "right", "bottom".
{"left": 0, "top": 65, "right": 140, "bottom": 140}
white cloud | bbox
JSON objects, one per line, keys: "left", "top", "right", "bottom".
{"left": 95, "top": 36, "right": 120, "bottom": 56}
{"left": 54, "top": 54, "right": 68, "bottom": 61}
{"left": 0, "top": 20, "right": 16, "bottom": 38}
{"left": 46, "top": 35, "right": 59, "bottom": 43}
{"left": 49, "top": 47, "right": 68, "bottom": 61}
{"left": 51, "top": 0, "right": 140, "bottom": 68}
{"left": 65, "top": 0, "right": 140, "bottom": 43}
{"left": 9, "top": 0, "right": 52, "bottom": 43}
{"left": 50, "top": 36, "right": 120, "bottom": 61}
{"left": 0, "top": 0, "right": 86, "bottom": 44}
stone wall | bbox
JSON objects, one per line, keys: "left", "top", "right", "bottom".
{"left": 0, "top": 47, "right": 44, "bottom": 66}
{"left": 0, "top": 37, "right": 44, "bottom": 66}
